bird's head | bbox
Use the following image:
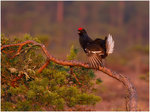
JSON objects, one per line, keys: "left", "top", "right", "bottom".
{"left": 78, "top": 27, "right": 87, "bottom": 35}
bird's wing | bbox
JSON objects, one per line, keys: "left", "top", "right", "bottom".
{"left": 85, "top": 43, "right": 104, "bottom": 68}
{"left": 105, "top": 34, "right": 114, "bottom": 54}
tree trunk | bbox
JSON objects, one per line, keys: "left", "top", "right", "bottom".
{"left": 57, "top": 1, "right": 64, "bottom": 23}
{"left": 117, "top": 1, "right": 125, "bottom": 26}
{"left": 79, "top": 2, "right": 87, "bottom": 25}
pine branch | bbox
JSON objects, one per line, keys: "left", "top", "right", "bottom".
{"left": 70, "top": 66, "right": 82, "bottom": 85}
{"left": 1, "top": 40, "right": 137, "bottom": 111}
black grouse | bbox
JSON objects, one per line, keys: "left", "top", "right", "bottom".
{"left": 78, "top": 28, "right": 114, "bottom": 68}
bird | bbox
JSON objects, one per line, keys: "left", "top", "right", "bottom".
{"left": 77, "top": 27, "right": 114, "bottom": 68}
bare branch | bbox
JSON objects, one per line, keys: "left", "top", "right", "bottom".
{"left": 1, "top": 40, "right": 137, "bottom": 111}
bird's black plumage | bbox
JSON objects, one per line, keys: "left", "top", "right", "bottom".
{"left": 78, "top": 28, "right": 112, "bottom": 68}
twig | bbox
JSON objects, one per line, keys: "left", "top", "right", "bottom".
{"left": 2, "top": 50, "right": 15, "bottom": 54}
{"left": 70, "top": 66, "right": 82, "bottom": 85}
{"left": 38, "top": 59, "right": 50, "bottom": 73}
{"left": 11, "top": 74, "right": 25, "bottom": 87}
{"left": 1, "top": 40, "right": 137, "bottom": 111}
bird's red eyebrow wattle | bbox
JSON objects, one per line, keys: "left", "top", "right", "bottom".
{"left": 78, "top": 27, "right": 83, "bottom": 31}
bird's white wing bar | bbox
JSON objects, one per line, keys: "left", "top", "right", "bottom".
{"left": 106, "top": 34, "right": 114, "bottom": 54}
{"left": 85, "top": 48, "right": 103, "bottom": 54}
{"left": 91, "top": 51, "right": 102, "bottom": 53}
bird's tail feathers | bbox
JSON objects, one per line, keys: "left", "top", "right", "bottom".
{"left": 106, "top": 34, "right": 114, "bottom": 55}
{"left": 88, "top": 54, "right": 103, "bottom": 68}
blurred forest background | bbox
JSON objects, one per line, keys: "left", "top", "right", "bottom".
{"left": 1, "top": 1, "right": 149, "bottom": 111}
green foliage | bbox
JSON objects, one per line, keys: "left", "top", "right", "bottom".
{"left": 78, "top": 93, "right": 101, "bottom": 105}
{"left": 96, "top": 78, "right": 103, "bottom": 84}
{"left": 1, "top": 102, "right": 14, "bottom": 111}
{"left": 1, "top": 35, "right": 101, "bottom": 111}
{"left": 88, "top": 70, "right": 95, "bottom": 78}
{"left": 15, "top": 101, "right": 32, "bottom": 111}
{"left": 36, "top": 35, "right": 50, "bottom": 44}
{"left": 67, "top": 45, "right": 78, "bottom": 60}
